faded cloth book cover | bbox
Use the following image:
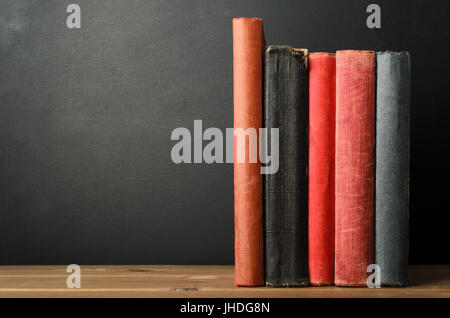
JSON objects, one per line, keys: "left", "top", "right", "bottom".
{"left": 264, "top": 46, "right": 309, "bottom": 287}
{"left": 375, "top": 51, "right": 411, "bottom": 287}
{"left": 335, "top": 50, "right": 375, "bottom": 286}
{"left": 308, "top": 52, "right": 336, "bottom": 286}
{"left": 232, "top": 17, "right": 265, "bottom": 287}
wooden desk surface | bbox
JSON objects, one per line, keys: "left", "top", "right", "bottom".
{"left": 0, "top": 265, "right": 448, "bottom": 298}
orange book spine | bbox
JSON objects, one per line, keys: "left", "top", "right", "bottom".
{"left": 232, "top": 17, "right": 265, "bottom": 287}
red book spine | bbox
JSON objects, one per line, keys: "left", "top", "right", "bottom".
{"left": 232, "top": 18, "right": 265, "bottom": 287}
{"left": 335, "top": 50, "right": 375, "bottom": 286}
{"left": 308, "top": 53, "right": 336, "bottom": 286}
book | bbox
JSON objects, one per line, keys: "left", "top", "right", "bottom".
{"left": 232, "top": 17, "right": 265, "bottom": 287}
{"left": 264, "top": 45, "right": 309, "bottom": 287}
{"left": 375, "top": 51, "right": 411, "bottom": 287}
{"left": 335, "top": 50, "right": 375, "bottom": 286}
{"left": 308, "top": 52, "right": 336, "bottom": 286}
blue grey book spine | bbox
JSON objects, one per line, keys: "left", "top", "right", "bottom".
{"left": 375, "top": 51, "right": 411, "bottom": 287}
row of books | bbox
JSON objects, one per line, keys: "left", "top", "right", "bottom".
{"left": 233, "top": 18, "right": 410, "bottom": 287}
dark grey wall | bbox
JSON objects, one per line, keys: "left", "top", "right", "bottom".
{"left": 0, "top": 0, "right": 448, "bottom": 264}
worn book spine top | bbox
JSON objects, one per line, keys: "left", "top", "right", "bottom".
{"left": 232, "top": 17, "right": 265, "bottom": 287}
{"left": 264, "top": 45, "right": 309, "bottom": 287}
{"left": 335, "top": 50, "right": 375, "bottom": 286}
{"left": 308, "top": 53, "right": 336, "bottom": 286}
{"left": 375, "top": 51, "right": 411, "bottom": 287}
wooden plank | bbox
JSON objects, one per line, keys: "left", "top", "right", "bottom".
{"left": 0, "top": 265, "right": 448, "bottom": 298}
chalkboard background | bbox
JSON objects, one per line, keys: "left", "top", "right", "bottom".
{"left": 0, "top": 0, "right": 448, "bottom": 264}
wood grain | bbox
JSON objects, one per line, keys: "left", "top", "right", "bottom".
{"left": 0, "top": 265, "right": 448, "bottom": 298}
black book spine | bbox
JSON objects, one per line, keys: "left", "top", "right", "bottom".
{"left": 264, "top": 46, "right": 309, "bottom": 287}
{"left": 375, "top": 51, "right": 411, "bottom": 286}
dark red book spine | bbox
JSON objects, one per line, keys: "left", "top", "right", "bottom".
{"left": 232, "top": 17, "right": 265, "bottom": 287}
{"left": 335, "top": 50, "right": 375, "bottom": 286}
{"left": 308, "top": 53, "right": 336, "bottom": 286}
